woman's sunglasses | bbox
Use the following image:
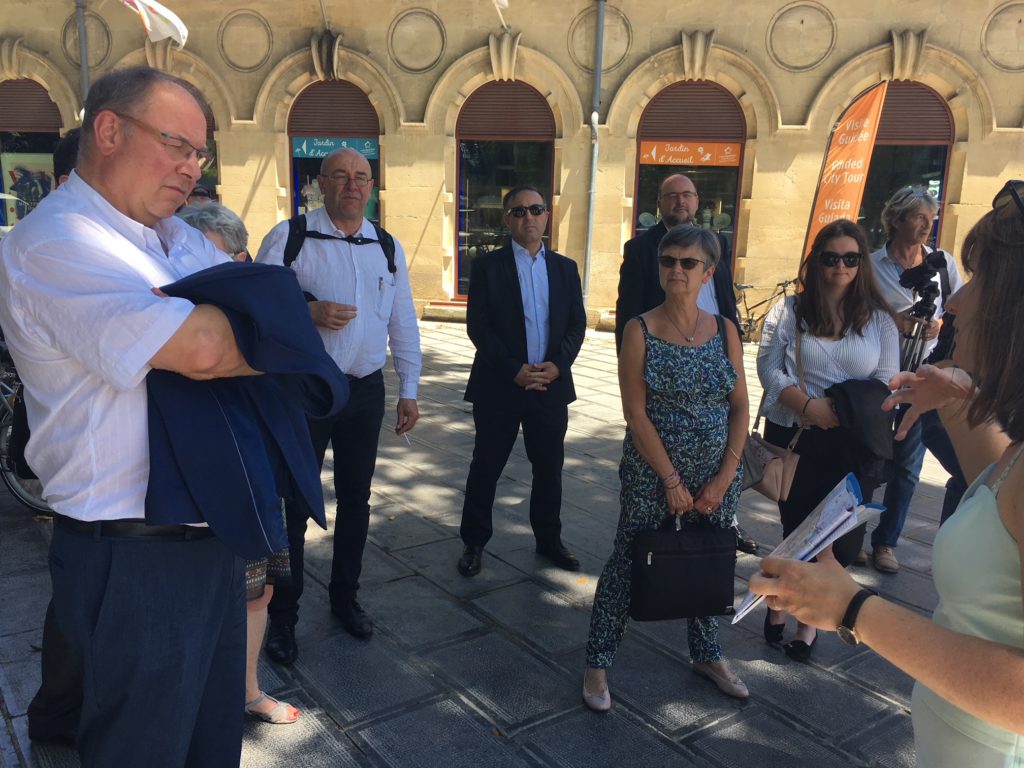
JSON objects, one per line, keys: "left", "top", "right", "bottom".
{"left": 819, "top": 251, "right": 862, "bottom": 268}
{"left": 658, "top": 255, "right": 706, "bottom": 270}
{"left": 993, "top": 180, "right": 1024, "bottom": 220}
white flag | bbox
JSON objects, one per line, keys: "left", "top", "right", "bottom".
{"left": 119, "top": 1, "right": 188, "bottom": 48}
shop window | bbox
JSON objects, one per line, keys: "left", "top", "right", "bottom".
{"left": 860, "top": 81, "right": 953, "bottom": 249}
{"left": 0, "top": 80, "right": 62, "bottom": 233}
{"left": 635, "top": 82, "right": 745, "bottom": 261}
{"left": 287, "top": 80, "right": 380, "bottom": 221}
{"left": 456, "top": 81, "right": 555, "bottom": 296}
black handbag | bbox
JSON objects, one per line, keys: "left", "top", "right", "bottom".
{"left": 629, "top": 516, "right": 737, "bottom": 621}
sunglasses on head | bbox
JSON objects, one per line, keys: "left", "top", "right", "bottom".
{"left": 819, "top": 251, "right": 862, "bottom": 268}
{"left": 507, "top": 204, "right": 548, "bottom": 218}
{"left": 993, "top": 180, "right": 1024, "bottom": 220}
{"left": 658, "top": 255, "right": 706, "bottom": 270}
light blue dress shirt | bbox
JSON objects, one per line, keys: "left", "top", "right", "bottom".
{"left": 511, "top": 240, "right": 550, "bottom": 365}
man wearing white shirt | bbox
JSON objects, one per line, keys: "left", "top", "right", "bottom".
{"left": 256, "top": 147, "right": 421, "bottom": 658}
{"left": 0, "top": 67, "right": 255, "bottom": 767}
{"left": 868, "top": 186, "right": 963, "bottom": 574}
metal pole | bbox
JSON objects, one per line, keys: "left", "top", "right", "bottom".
{"left": 75, "top": 0, "right": 89, "bottom": 103}
{"left": 581, "top": 0, "right": 606, "bottom": 311}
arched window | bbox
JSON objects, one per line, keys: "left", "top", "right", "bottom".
{"left": 635, "top": 81, "right": 746, "bottom": 262}
{"left": 861, "top": 81, "right": 953, "bottom": 248}
{"left": 287, "top": 79, "right": 381, "bottom": 220}
{"left": 455, "top": 81, "right": 555, "bottom": 295}
{"left": 0, "top": 79, "right": 62, "bottom": 231}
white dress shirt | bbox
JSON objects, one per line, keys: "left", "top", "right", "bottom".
{"left": 870, "top": 244, "right": 963, "bottom": 360}
{"left": 256, "top": 207, "right": 421, "bottom": 399}
{"left": 696, "top": 278, "right": 721, "bottom": 316}
{"left": 511, "top": 240, "right": 550, "bottom": 365}
{"left": 757, "top": 296, "right": 900, "bottom": 427}
{"left": 0, "top": 171, "right": 228, "bottom": 521}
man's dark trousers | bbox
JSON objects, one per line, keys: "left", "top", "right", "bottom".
{"left": 270, "top": 369, "right": 386, "bottom": 624}
{"left": 460, "top": 391, "right": 569, "bottom": 549}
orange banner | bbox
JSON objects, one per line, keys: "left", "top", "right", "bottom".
{"left": 803, "top": 81, "right": 889, "bottom": 258}
{"left": 639, "top": 141, "right": 741, "bottom": 167}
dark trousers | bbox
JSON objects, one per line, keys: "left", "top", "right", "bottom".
{"left": 26, "top": 600, "right": 81, "bottom": 743}
{"left": 919, "top": 409, "right": 968, "bottom": 525}
{"left": 269, "top": 370, "right": 385, "bottom": 625}
{"left": 49, "top": 525, "right": 246, "bottom": 768}
{"left": 460, "top": 394, "right": 569, "bottom": 549}
{"left": 764, "top": 421, "right": 871, "bottom": 567}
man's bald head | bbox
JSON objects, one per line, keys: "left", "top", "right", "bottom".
{"left": 658, "top": 174, "right": 699, "bottom": 227}
{"left": 317, "top": 147, "right": 375, "bottom": 233}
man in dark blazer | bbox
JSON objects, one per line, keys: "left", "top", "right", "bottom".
{"left": 615, "top": 174, "right": 739, "bottom": 351}
{"left": 614, "top": 173, "right": 759, "bottom": 555}
{"left": 457, "top": 186, "right": 587, "bottom": 577}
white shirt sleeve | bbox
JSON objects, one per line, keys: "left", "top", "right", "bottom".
{"left": 757, "top": 297, "right": 801, "bottom": 415}
{"left": 386, "top": 238, "right": 422, "bottom": 399}
{"left": 254, "top": 220, "right": 289, "bottom": 267}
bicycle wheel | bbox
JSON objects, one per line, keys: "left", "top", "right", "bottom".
{"left": 0, "top": 407, "right": 50, "bottom": 513}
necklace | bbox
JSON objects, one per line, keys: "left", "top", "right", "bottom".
{"left": 666, "top": 309, "right": 700, "bottom": 344}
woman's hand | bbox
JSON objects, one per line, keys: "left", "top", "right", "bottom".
{"left": 801, "top": 397, "right": 839, "bottom": 429}
{"left": 692, "top": 473, "right": 730, "bottom": 516}
{"left": 748, "top": 547, "right": 862, "bottom": 630}
{"left": 665, "top": 482, "right": 693, "bottom": 516}
{"left": 883, "top": 364, "right": 973, "bottom": 440}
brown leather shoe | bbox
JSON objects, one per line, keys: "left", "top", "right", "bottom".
{"left": 872, "top": 545, "right": 900, "bottom": 574}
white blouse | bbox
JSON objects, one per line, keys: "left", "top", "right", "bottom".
{"left": 756, "top": 296, "right": 900, "bottom": 427}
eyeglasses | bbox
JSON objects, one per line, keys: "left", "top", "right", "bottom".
{"left": 321, "top": 172, "right": 372, "bottom": 188}
{"left": 658, "top": 255, "right": 706, "bottom": 270}
{"left": 819, "top": 251, "right": 863, "bottom": 268}
{"left": 507, "top": 204, "right": 548, "bottom": 218}
{"left": 993, "top": 180, "right": 1024, "bottom": 220}
{"left": 113, "top": 112, "right": 214, "bottom": 171}
{"left": 660, "top": 191, "right": 698, "bottom": 202}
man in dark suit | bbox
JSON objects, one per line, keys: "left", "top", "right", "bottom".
{"left": 457, "top": 186, "right": 587, "bottom": 577}
{"left": 614, "top": 173, "right": 759, "bottom": 555}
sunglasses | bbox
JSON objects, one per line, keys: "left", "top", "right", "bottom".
{"left": 819, "top": 251, "right": 862, "bottom": 268}
{"left": 507, "top": 204, "right": 549, "bottom": 218}
{"left": 658, "top": 255, "right": 706, "bottom": 270}
{"left": 993, "top": 180, "right": 1024, "bottom": 220}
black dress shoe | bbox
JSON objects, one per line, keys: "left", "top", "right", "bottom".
{"left": 783, "top": 633, "right": 817, "bottom": 663}
{"left": 333, "top": 600, "right": 373, "bottom": 640}
{"left": 763, "top": 611, "right": 785, "bottom": 645}
{"left": 265, "top": 620, "right": 298, "bottom": 665}
{"left": 735, "top": 525, "right": 759, "bottom": 555}
{"left": 457, "top": 545, "right": 483, "bottom": 577}
{"left": 536, "top": 543, "right": 581, "bottom": 572}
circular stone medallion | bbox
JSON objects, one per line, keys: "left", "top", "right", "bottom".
{"left": 388, "top": 9, "right": 446, "bottom": 74}
{"left": 218, "top": 10, "right": 273, "bottom": 73}
{"left": 767, "top": 1, "right": 835, "bottom": 72}
{"left": 983, "top": 2, "right": 1024, "bottom": 72}
{"left": 568, "top": 5, "right": 632, "bottom": 73}
{"left": 62, "top": 11, "right": 111, "bottom": 70}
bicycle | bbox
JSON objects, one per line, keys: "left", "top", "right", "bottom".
{"left": 0, "top": 346, "right": 50, "bottom": 513}
{"left": 734, "top": 277, "right": 799, "bottom": 343}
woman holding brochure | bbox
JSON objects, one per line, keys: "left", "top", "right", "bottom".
{"left": 756, "top": 219, "right": 899, "bottom": 661}
{"left": 751, "top": 183, "right": 1024, "bottom": 766}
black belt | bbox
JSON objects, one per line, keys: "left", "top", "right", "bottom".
{"left": 54, "top": 515, "right": 215, "bottom": 540}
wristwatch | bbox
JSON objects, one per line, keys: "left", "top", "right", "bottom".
{"left": 836, "top": 587, "right": 878, "bottom": 646}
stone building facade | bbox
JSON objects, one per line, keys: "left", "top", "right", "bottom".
{"left": 1, "top": 1, "right": 1022, "bottom": 322}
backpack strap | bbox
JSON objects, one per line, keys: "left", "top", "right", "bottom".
{"left": 284, "top": 213, "right": 397, "bottom": 275}
{"left": 371, "top": 222, "right": 397, "bottom": 274}
{"left": 283, "top": 214, "right": 307, "bottom": 269}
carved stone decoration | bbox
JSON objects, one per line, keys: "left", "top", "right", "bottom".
{"left": 679, "top": 29, "right": 715, "bottom": 81}
{"left": 891, "top": 29, "right": 927, "bottom": 81}
{"left": 310, "top": 30, "right": 343, "bottom": 81}
{"left": 0, "top": 37, "right": 24, "bottom": 79}
{"left": 568, "top": 4, "right": 632, "bottom": 73}
{"left": 388, "top": 9, "right": 446, "bottom": 74}
{"left": 61, "top": 10, "right": 111, "bottom": 70}
{"left": 489, "top": 30, "right": 521, "bottom": 82}
{"left": 145, "top": 38, "right": 174, "bottom": 71}
{"left": 767, "top": 1, "right": 835, "bottom": 72}
{"left": 982, "top": 2, "right": 1024, "bottom": 72}
{"left": 218, "top": 10, "right": 273, "bottom": 73}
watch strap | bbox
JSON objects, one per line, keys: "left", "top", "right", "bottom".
{"left": 840, "top": 587, "right": 878, "bottom": 634}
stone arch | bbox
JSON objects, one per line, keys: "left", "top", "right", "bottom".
{"left": 0, "top": 37, "right": 81, "bottom": 130}
{"left": 807, "top": 43, "right": 995, "bottom": 142}
{"left": 110, "top": 46, "right": 235, "bottom": 131}
{"left": 253, "top": 47, "right": 404, "bottom": 134}
{"left": 606, "top": 43, "right": 780, "bottom": 141}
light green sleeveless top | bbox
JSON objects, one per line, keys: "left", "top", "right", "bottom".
{"left": 913, "top": 445, "right": 1024, "bottom": 758}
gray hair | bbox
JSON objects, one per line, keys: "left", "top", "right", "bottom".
{"left": 658, "top": 224, "right": 721, "bottom": 269}
{"left": 177, "top": 202, "right": 248, "bottom": 254}
{"left": 880, "top": 186, "right": 939, "bottom": 240}
{"left": 80, "top": 66, "right": 209, "bottom": 161}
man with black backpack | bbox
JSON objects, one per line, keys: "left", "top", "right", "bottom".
{"left": 255, "top": 147, "right": 421, "bottom": 661}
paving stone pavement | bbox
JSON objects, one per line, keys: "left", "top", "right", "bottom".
{"left": 0, "top": 321, "right": 950, "bottom": 767}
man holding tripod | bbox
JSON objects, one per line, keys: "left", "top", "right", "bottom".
{"left": 868, "top": 186, "right": 962, "bottom": 573}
